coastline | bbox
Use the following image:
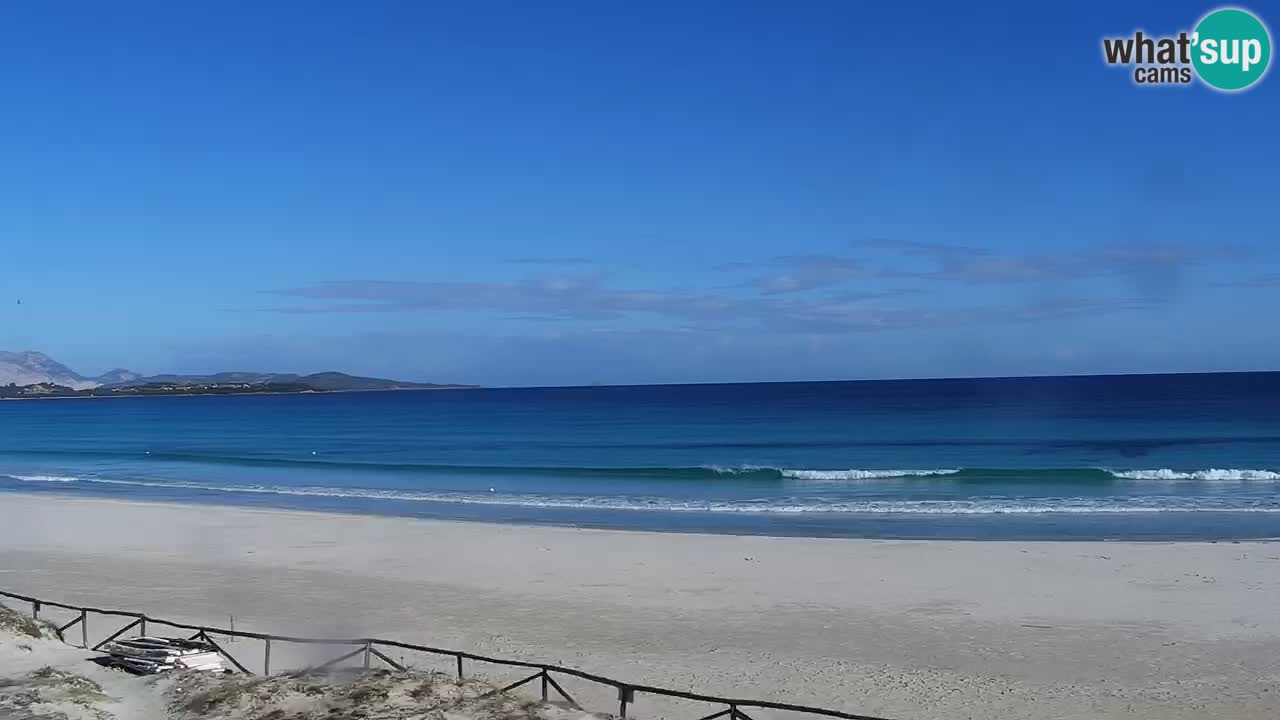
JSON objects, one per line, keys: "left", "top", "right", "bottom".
{"left": 3, "top": 493, "right": 1278, "bottom": 719}
{"left": 7, "top": 481, "right": 1280, "bottom": 541}
{"left": 0, "top": 385, "right": 478, "bottom": 402}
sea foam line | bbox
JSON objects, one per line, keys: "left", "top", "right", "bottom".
{"left": 7, "top": 474, "right": 1280, "bottom": 514}
{"left": 779, "top": 468, "right": 959, "bottom": 480}
{"left": 9, "top": 465, "right": 1280, "bottom": 485}
{"left": 8, "top": 474, "right": 80, "bottom": 483}
{"left": 1109, "top": 468, "right": 1280, "bottom": 481}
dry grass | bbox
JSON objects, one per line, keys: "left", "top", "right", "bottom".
{"left": 167, "top": 668, "right": 601, "bottom": 720}
{"left": 0, "top": 666, "right": 112, "bottom": 720}
{"left": 0, "top": 603, "right": 58, "bottom": 640}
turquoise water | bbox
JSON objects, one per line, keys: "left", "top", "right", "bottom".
{"left": 2, "top": 373, "right": 1279, "bottom": 539}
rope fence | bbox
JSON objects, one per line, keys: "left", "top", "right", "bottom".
{"left": 1, "top": 588, "right": 894, "bottom": 720}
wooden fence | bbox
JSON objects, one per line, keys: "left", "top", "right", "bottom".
{"left": 1, "top": 588, "right": 895, "bottom": 720}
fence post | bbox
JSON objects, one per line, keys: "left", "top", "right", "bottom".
{"left": 140, "top": 618, "right": 147, "bottom": 637}
{"left": 0, "top": 589, "right": 897, "bottom": 720}
{"left": 618, "top": 686, "right": 634, "bottom": 718}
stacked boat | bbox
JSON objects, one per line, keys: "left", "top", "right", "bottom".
{"left": 97, "top": 636, "right": 224, "bottom": 674}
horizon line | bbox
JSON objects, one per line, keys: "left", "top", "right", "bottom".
{"left": 472, "top": 368, "right": 1280, "bottom": 391}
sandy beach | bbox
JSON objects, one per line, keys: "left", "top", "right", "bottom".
{"left": 2, "top": 493, "right": 1278, "bottom": 719}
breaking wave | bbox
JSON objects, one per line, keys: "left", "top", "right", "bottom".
{"left": 1109, "top": 469, "right": 1280, "bottom": 481}
{"left": 1, "top": 446, "right": 1278, "bottom": 485}
{"left": 778, "top": 468, "right": 959, "bottom": 480}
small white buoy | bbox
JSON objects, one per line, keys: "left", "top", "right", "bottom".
{"left": 311, "top": 451, "right": 317, "bottom": 455}
{"left": 489, "top": 487, "right": 496, "bottom": 493}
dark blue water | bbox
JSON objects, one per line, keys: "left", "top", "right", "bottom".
{"left": 3, "top": 373, "right": 1280, "bottom": 539}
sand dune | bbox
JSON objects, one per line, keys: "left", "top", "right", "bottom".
{"left": 0, "top": 604, "right": 602, "bottom": 720}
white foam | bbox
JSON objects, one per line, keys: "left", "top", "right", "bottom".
{"left": 1110, "top": 469, "right": 1280, "bottom": 481}
{"left": 10, "top": 474, "right": 80, "bottom": 483}
{"left": 781, "top": 468, "right": 960, "bottom": 481}
{"left": 8, "top": 474, "right": 1280, "bottom": 515}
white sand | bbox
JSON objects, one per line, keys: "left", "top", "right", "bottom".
{"left": 0, "top": 612, "right": 172, "bottom": 719}
{"left": 2, "top": 493, "right": 1278, "bottom": 719}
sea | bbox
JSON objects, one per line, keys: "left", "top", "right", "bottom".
{"left": 2, "top": 372, "right": 1279, "bottom": 540}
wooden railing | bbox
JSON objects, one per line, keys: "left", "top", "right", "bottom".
{"left": 1, "top": 588, "right": 895, "bottom": 720}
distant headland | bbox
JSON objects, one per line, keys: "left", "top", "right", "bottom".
{"left": 0, "top": 351, "right": 474, "bottom": 399}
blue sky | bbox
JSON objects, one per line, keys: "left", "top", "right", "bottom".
{"left": 1, "top": 1, "right": 1276, "bottom": 386}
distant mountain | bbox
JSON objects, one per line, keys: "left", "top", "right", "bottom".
{"left": 95, "top": 368, "right": 144, "bottom": 385}
{"left": 0, "top": 351, "right": 110, "bottom": 390}
{"left": 118, "top": 371, "right": 457, "bottom": 391}
{"left": 0, "top": 350, "right": 467, "bottom": 392}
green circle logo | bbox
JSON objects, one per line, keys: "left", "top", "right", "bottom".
{"left": 1192, "top": 8, "right": 1272, "bottom": 91}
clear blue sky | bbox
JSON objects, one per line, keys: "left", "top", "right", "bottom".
{"left": 1, "top": 1, "right": 1276, "bottom": 386}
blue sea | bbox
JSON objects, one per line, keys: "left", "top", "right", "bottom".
{"left": 3, "top": 373, "right": 1280, "bottom": 540}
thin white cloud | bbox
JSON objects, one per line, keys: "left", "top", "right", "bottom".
{"left": 263, "top": 274, "right": 1147, "bottom": 335}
